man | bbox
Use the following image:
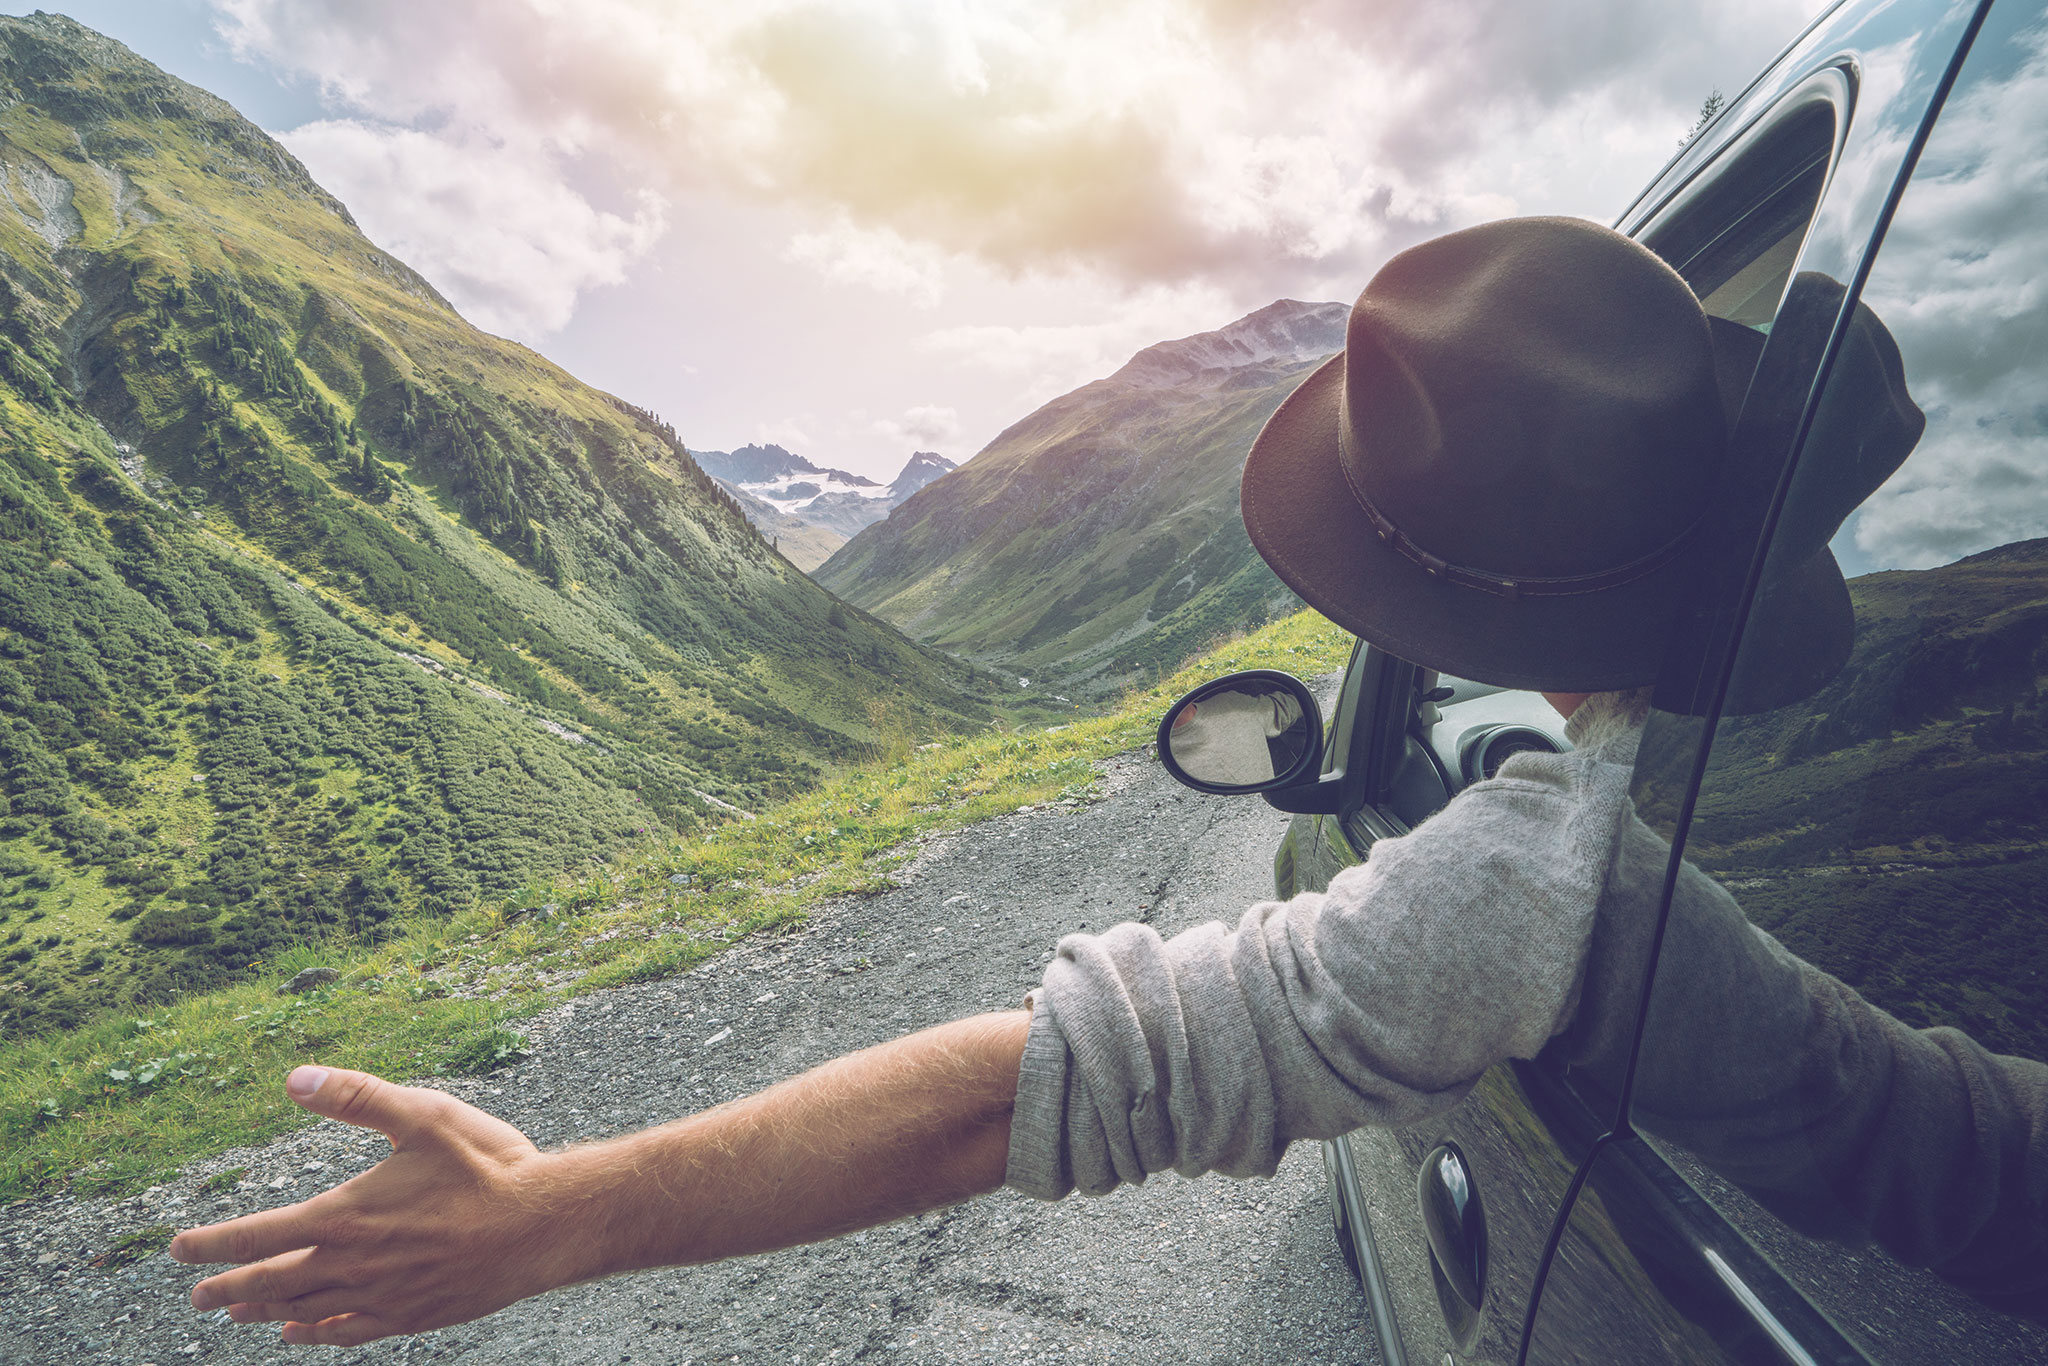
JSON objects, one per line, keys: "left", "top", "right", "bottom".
{"left": 170, "top": 217, "right": 2047, "bottom": 1344}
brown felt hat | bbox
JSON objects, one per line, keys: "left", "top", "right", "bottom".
{"left": 1242, "top": 216, "right": 1730, "bottom": 691}
{"left": 1243, "top": 220, "right": 1927, "bottom": 704}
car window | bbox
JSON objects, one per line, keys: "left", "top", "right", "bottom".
{"left": 1523, "top": 87, "right": 1839, "bottom": 1138}
{"left": 1628, "top": 5, "right": 2048, "bottom": 1357}
{"left": 1649, "top": 101, "right": 1832, "bottom": 330}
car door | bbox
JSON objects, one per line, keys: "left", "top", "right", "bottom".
{"left": 1300, "top": 642, "right": 1591, "bottom": 1366}
{"left": 1304, "top": 49, "right": 1857, "bottom": 1366}
{"left": 1528, "top": 0, "right": 2048, "bottom": 1361}
{"left": 1303, "top": 1, "right": 2004, "bottom": 1361}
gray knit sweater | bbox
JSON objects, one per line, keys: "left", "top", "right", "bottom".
{"left": 1003, "top": 692, "right": 2048, "bottom": 1313}
{"left": 1005, "top": 689, "right": 1649, "bottom": 1198}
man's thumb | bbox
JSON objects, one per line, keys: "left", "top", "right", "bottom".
{"left": 284, "top": 1065, "right": 416, "bottom": 1139}
{"left": 285, "top": 1065, "right": 331, "bottom": 1104}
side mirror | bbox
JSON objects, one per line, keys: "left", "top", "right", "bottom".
{"left": 1156, "top": 670, "right": 1325, "bottom": 796}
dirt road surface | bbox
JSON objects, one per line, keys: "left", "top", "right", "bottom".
{"left": 1, "top": 738, "right": 1383, "bottom": 1364}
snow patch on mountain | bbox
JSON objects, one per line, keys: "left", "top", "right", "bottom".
{"left": 747, "top": 472, "right": 895, "bottom": 515}
{"left": 694, "top": 446, "right": 962, "bottom": 562}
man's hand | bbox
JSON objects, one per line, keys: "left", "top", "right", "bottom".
{"left": 171, "top": 1066, "right": 578, "bottom": 1346}
{"left": 172, "top": 1010, "right": 1031, "bottom": 1347}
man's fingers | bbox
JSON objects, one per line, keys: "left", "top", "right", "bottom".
{"left": 225, "top": 1285, "right": 362, "bottom": 1326}
{"left": 186, "top": 1245, "right": 338, "bottom": 1310}
{"left": 284, "top": 1066, "right": 448, "bottom": 1147}
{"left": 172, "top": 1204, "right": 331, "bottom": 1272}
{"left": 281, "top": 1312, "right": 393, "bottom": 1348}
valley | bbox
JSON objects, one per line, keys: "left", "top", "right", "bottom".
{"left": 695, "top": 443, "right": 957, "bottom": 572}
{"left": 0, "top": 690, "right": 1377, "bottom": 1366}
{"left": 0, "top": 14, "right": 989, "bottom": 1038}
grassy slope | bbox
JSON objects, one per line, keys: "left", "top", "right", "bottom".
{"left": 0, "top": 608, "right": 1355, "bottom": 1200}
{"left": 814, "top": 358, "right": 1323, "bottom": 691}
{"left": 0, "top": 15, "right": 987, "bottom": 1039}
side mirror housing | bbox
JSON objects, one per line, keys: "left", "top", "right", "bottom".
{"left": 1156, "top": 670, "right": 1337, "bottom": 811}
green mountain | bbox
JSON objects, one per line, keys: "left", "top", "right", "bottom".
{"left": 813, "top": 300, "right": 1346, "bottom": 692}
{"left": 0, "top": 13, "right": 986, "bottom": 1037}
{"left": 1683, "top": 539, "right": 2048, "bottom": 1060}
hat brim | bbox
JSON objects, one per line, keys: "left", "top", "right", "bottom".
{"left": 1713, "top": 545, "right": 1854, "bottom": 716}
{"left": 1243, "top": 354, "right": 1711, "bottom": 692}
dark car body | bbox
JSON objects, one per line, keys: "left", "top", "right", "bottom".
{"left": 1228, "top": 1, "right": 2048, "bottom": 1360}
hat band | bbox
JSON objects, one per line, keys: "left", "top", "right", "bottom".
{"left": 1345, "top": 477, "right": 1703, "bottom": 601}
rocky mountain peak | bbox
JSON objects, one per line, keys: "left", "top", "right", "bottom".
{"left": 694, "top": 443, "right": 880, "bottom": 489}
{"left": 691, "top": 443, "right": 816, "bottom": 485}
{"left": 1110, "top": 298, "right": 1348, "bottom": 390}
{"left": 0, "top": 12, "right": 359, "bottom": 231}
{"left": 890, "top": 451, "right": 957, "bottom": 499}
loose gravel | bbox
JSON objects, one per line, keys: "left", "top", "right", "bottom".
{"left": 1, "top": 725, "right": 1381, "bottom": 1364}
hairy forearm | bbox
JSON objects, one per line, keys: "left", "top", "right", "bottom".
{"left": 544, "top": 1009, "right": 1031, "bottom": 1281}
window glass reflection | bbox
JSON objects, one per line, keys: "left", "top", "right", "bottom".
{"left": 1628, "top": 8, "right": 2048, "bottom": 1345}
{"left": 1693, "top": 11, "right": 2048, "bottom": 1068}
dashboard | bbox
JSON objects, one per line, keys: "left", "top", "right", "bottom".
{"left": 1374, "top": 676, "right": 1572, "bottom": 832}
{"left": 1422, "top": 679, "right": 1572, "bottom": 792}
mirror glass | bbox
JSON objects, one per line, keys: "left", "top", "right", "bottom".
{"left": 1164, "top": 681, "right": 1314, "bottom": 789}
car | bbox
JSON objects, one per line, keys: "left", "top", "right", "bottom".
{"left": 1156, "top": 0, "right": 2048, "bottom": 1360}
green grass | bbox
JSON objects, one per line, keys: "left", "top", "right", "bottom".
{"left": 91, "top": 1222, "right": 175, "bottom": 1270}
{"left": 197, "top": 1166, "right": 246, "bottom": 1195}
{"left": 436, "top": 1025, "right": 532, "bottom": 1076}
{"left": 0, "top": 609, "right": 1353, "bottom": 1202}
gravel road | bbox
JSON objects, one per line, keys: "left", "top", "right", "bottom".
{"left": 1, "top": 730, "right": 1381, "bottom": 1365}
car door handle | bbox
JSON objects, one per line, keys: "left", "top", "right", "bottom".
{"left": 1418, "top": 1142, "right": 1488, "bottom": 1338}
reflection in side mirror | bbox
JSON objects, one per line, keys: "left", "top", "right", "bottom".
{"left": 1156, "top": 670, "right": 1324, "bottom": 795}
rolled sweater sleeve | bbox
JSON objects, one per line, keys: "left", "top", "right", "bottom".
{"left": 1006, "top": 695, "right": 1646, "bottom": 1200}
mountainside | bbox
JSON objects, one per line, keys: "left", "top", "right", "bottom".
{"left": 0, "top": 14, "right": 986, "bottom": 1037}
{"left": 814, "top": 300, "right": 1347, "bottom": 687}
{"left": 1682, "top": 539, "right": 2048, "bottom": 1060}
{"left": 696, "top": 443, "right": 959, "bottom": 571}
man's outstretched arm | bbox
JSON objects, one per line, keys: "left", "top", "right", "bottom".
{"left": 170, "top": 1009, "right": 1031, "bottom": 1348}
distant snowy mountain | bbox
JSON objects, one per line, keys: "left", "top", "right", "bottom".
{"left": 690, "top": 443, "right": 875, "bottom": 486}
{"left": 693, "top": 445, "right": 960, "bottom": 572}
{"left": 891, "top": 451, "right": 958, "bottom": 499}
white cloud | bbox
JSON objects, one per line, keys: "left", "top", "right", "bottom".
{"left": 785, "top": 219, "right": 949, "bottom": 307}
{"left": 871, "top": 404, "right": 962, "bottom": 451}
{"left": 1847, "top": 20, "right": 2048, "bottom": 570}
{"left": 752, "top": 419, "right": 816, "bottom": 454}
{"left": 281, "top": 120, "right": 666, "bottom": 339}
{"left": 919, "top": 280, "right": 1240, "bottom": 409}
{"left": 212, "top": 0, "right": 1822, "bottom": 318}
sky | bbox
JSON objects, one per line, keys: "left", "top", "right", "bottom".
{"left": 1843, "top": 8, "right": 2048, "bottom": 572}
{"left": 6, "top": 0, "right": 1824, "bottom": 482}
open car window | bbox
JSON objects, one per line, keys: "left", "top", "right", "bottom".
{"left": 1646, "top": 98, "right": 1833, "bottom": 330}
